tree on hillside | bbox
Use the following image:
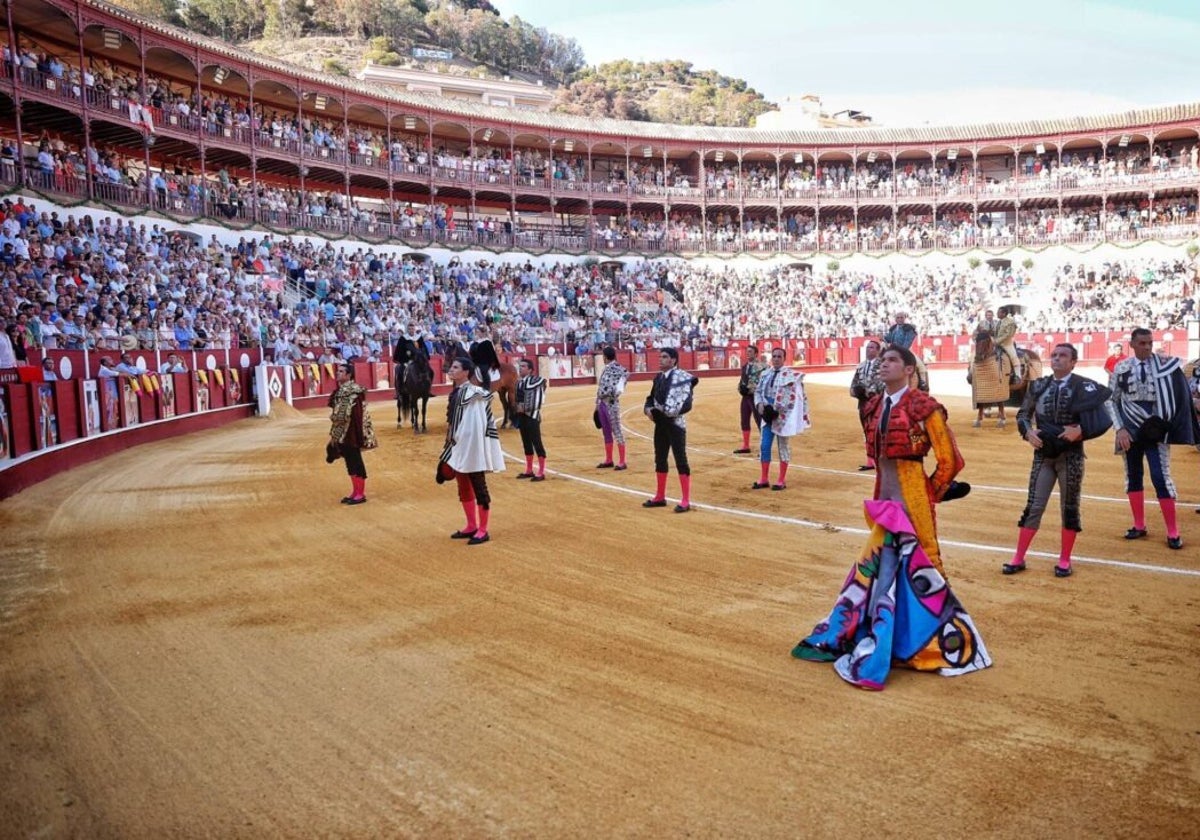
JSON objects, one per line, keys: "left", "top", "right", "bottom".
{"left": 536, "top": 30, "right": 584, "bottom": 85}
{"left": 114, "top": 0, "right": 183, "bottom": 25}
{"left": 185, "top": 0, "right": 268, "bottom": 41}
{"left": 560, "top": 60, "right": 774, "bottom": 126}
{"left": 553, "top": 81, "right": 646, "bottom": 122}
{"left": 262, "top": 0, "right": 310, "bottom": 40}
{"left": 311, "top": 0, "right": 427, "bottom": 41}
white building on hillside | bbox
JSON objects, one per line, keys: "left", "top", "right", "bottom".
{"left": 756, "top": 94, "right": 875, "bottom": 130}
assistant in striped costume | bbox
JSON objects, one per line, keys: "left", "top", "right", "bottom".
{"left": 1106, "top": 328, "right": 1197, "bottom": 550}
{"left": 514, "top": 358, "right": 549, "bottom": 481}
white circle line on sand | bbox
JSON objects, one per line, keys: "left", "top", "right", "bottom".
{"left": 497, "top": 398, "right": 1200, "bottom": 579}
{"left": 512, "top": 461, "right": 1200, "bottom": 579}
{"left": 605, "top": 400, "right": 1200, "bottom": 508}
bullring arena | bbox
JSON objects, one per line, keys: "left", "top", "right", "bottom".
{"left": 2, "top": 0, "right": 1200, "bottom": 836}
{"left": 3, "top": 373, "right": 1199, "bottom": 837}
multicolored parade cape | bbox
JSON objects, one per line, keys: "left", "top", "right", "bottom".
{"left": 792, "top": 499, "right": 992, "bottom": 690}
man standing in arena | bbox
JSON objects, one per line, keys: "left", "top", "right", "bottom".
{"left": 440, "top": 357, "right": 505, "bottom": 545}
{"left": 643, "top": 348, "right": 698, "bottom": 513}
{"left": 328, "top": 362, "right": 377, "bottom": 505}
{"left": 994, "top": 305, "right": 1022, "bottom": 383}
{"left": 792, "top": 346, "right": 987, "bottom": 689}
{"left": 860, "top": 346, "right": 969, "bottom": 575}
{"left": 514, "top": 358, "right": 548, "bottom": 481}
{"left": 734, "top": 344, "right": 766, "bottom": 453}
{"left": 1004, "top": 343, "right": 1112, "bottom": 578}
{"left": 595, "top": 345, "right": 629, "bottom": 470}
{"left": 752, "top": 347, "right": 809, "bottom": 490}
{"left": 1106, "top": 328, "right": 1196, "bottom": 549}
{"left": 850, "top": 339, "right": 883, "bottom": 470}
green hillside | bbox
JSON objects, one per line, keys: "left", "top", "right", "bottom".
{"left": 113, "top": 0, "right": 776, "bottom": 127}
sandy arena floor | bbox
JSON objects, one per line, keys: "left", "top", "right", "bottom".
{"left": 2, "top": 379, "right": 1198, "bottom": 838}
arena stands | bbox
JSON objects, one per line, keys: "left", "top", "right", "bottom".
{"left": 2, "top": 1, "right": 1198, "bottom": 260}
{"left": 2, "top": 194, "right": 1195, "bottom": 373}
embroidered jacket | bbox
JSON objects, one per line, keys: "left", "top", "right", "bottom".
{"left": 737, "top": 356, "right": 766, "bottom": 397}
{"left": 596, "top": 362, "right": 628, "bottom": 402}
{"left": 516, "top": 374, "right": 547, "bottom": 421}
{"left": 993, "top": 315, "right": 1017, "bottom": 348}
{"left": 849, "top": 356, "right": 882, "bottom": 401}
{"left": 329, "top": 381, "right": 376, "bottom": 449}
{"left": 754, "top": 365, "right": 810, "bottom": 436}
{"left": 441, "top": 382, "right": 504, "bottom": 473}
{"left": 645, "top": 367, "right": 698, "bottom": 428}
{"left": 862, "top": 389, "right": 963, "bottom": 502}
{"left": 1017, "top": 374, "right": 1113, "bottom": 449}
{"left": 1106, "top": 353, "right": 1197, "bottom": 445}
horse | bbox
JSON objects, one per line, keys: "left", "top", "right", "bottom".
{"left": 491, "top": 362, "right": 520, "bottom": 429}
{"left": 396, "top": 350, "right": 434, "bottom": 433}
{"left": 969, "top": 332, "right": 1042, "bottom": 425}
{"left": 968, "top": 331, "right": 1013, "bottom": 427}
{"left": 442, "top": 346, "right": 520, "bottom": 429}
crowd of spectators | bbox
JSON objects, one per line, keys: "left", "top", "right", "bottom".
{"left": 678, "top": 257, "right": 1196, "bottom": 340}
{"left": 593, "top": 198, "right": 1199, "bottom": 254}
{"left": 1, "top": 194, "right": 1195, "bottom": 380}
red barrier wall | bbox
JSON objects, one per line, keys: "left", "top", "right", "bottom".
{"left": 1, "top": 364, "right": 256, "bottom": 498}
{"left": 4, "top": 328, "right": 1190, "bottom": 498}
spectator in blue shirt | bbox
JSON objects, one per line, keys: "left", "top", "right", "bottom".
{"left": 173, "top": 316, "right": 195, "bottom": 349}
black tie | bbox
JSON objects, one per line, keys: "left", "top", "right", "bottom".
{"left": 1139, "top": 361, "right": 1147, "bottom": 383}
{"left": 878, "top": 396, "right": 892, "bottom": 446}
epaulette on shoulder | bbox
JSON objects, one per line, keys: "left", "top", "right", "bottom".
{"left": 904, "top": 389, "right": 944, "bottom": 422}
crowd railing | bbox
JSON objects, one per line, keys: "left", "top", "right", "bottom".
{"left": 16, "top": 63, "right": 1200, "bottom": 205}
{"left": 12, "top": 158, "right": 1199, "bottom": 254}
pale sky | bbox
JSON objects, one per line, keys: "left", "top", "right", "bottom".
{"left": 490, "top": 0, "right": 1200, "bottom": 127}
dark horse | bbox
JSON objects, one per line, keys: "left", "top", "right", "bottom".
{"left": 396, "top": 349, "right": 434, "bottom": 433}
{"left": 972, "top": 331, "right": 1042, "bottom": 410}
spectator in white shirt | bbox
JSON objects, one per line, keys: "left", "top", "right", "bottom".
{"left": 38, "top": 311, "right": 62, "bottom": 349}
{"left": 159, "top": 353, "right": 187, "bottom": 373}
{"left": 0, "top": 318, "right": 16, "bottom": 368}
